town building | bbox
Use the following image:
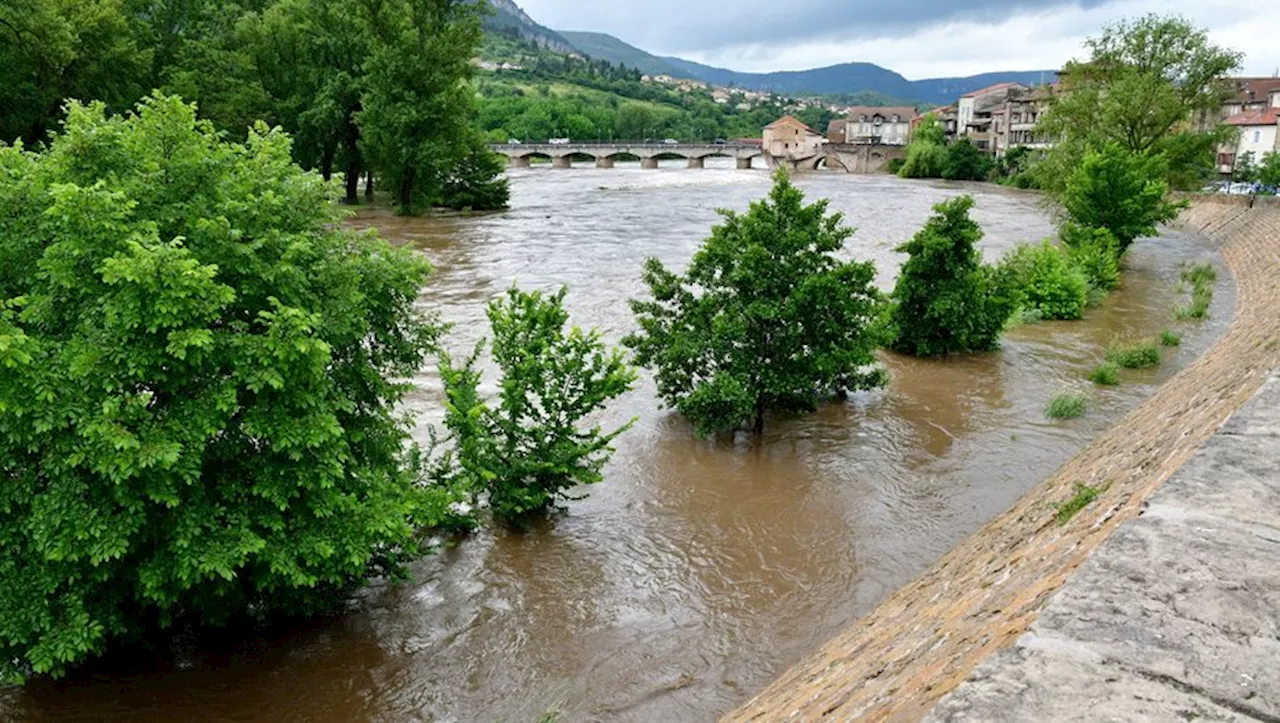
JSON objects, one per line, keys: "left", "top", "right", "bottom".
{"left": 763, "top": 115, "right": 827, "bottom": 159}
{"left": 992, "top": 85, "right": 1056, "bottom": 157}
{"left": 1223, "top": 77, "right": 1280, "bottom": 117}
{"left": 910, "top": 106, "right": 958, "bottom": 142}
{"left": 828, "top": 106, "right": 917, "bottom": 145}
{"left": 959, "top": 82, "right": 1028, "bottom": 152}
{"left": 1220, "top": 107, "right": 1280, "bottom": 174}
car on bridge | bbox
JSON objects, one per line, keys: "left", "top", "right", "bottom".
{"left": 661, "top": 138, "right": 679, "bottom": 145}
{"left": 549, "top": 138, "right": 570, "bottom": 145}
{"left": 508, "top": 138, "right": 522, "bottom": 145}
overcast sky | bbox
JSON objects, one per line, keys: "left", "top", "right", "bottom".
{"left": 522, "top": 0, "right": 1279, "bottom": 79}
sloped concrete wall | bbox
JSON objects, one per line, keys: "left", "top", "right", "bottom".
{"left": 723, "top": 197, "right": 1280, "bottom": 722}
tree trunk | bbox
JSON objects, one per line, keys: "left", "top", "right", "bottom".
{"left": 752, "top": 399, "right": 765, "bottom": 435}
{"left": 320, "top": 143, "right": 336, "bottom": 182}
{"left": 365, "top": 171, "right": 374, "bottom": 202}
{"left": 342, "top": 119, "right": 360, "bottom": 205}
{"left": 397, "top": 168, "right": 414, "bottom": 213}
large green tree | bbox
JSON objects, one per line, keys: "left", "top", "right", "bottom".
{"left": 888, "top": 196, "right": 1016, "bottom": 356}
{"left": 1062, "top": 143, "right": 1182, "bottom": 255}
{"left": 0, "top": 96, "right": 457, "bottom": 683}
{"left": 358, "top": 0, "right": 490, "bottom": 213}
{"left": 1036, "top": 14, "right": 1241, "bottom": 191}
{"left": 626, "top": 170, "right": 887, "bottom": 437}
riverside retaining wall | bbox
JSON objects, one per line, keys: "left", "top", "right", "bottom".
{"left": 723, "top": 196, "right": 1280, "bottom": 722}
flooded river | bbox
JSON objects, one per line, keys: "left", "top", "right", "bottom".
{"left": 3, "top": 161, "right": 1232, "bottom": 722}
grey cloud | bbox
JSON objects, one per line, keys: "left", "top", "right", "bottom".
{"left": 525, "top": 0, "right": 1109, "bottom": 56}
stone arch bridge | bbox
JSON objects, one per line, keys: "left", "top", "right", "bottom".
{"left": 489, "top": 142, "right": 905, "bottom": 174}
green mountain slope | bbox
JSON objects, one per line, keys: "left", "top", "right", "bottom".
{"left": 558, "top": 31, "right": 687, "bottom": 77}
{"left": 482, "top": 0, "right": 575, "bottom": 53}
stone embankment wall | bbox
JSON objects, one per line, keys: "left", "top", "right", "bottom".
{"left": 723, "top": 195, "right": 1280, "bottom": 722}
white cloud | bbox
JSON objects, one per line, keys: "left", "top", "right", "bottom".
{"left": 528, "top": 0, "right": 1279, "bottom": 79}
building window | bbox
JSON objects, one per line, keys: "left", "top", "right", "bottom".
{"left": 1255, "top": 130, "right": 1262, "bottom": 143}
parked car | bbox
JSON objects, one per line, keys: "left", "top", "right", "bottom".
{"left": 661, "top": 138, "right": 679, "bottom": 145}
{"left": 548, "top": 138, "right": 570, "bottom": 145}
{"left": 713, "top": 138, "right": 728, "bottom": 145}
{"left": 508, "top": 138, "right": 522, "bottom": 145}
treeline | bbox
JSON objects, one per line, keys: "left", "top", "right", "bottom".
{"left": 474, "top": 34, "right": 836, "bottom": 142}
{"left": 0, "top": 0, "right": 508, "bottom": 213}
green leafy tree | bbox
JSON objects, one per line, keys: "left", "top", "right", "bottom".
{"left": 0, "top": 96, "right": 455, "bottom": 684}
{"left": 943, "top": 138, "right": 995, "bottom": 181}
{"left": 1062, "top": 143, "right": 1182, "bottom": 255}
{"left": 889, "top": 196, "right": 1016, "bottom": 356}
{"left": 439, "top": 135, "right": 511, "bottom": 210}
{"left": 626, "top": 170, "right": 887, "bottom": 436}
{"left": 1037, "top": 14, "right": 1242, "bottom": 191}
{"left": 898, "top": 114, "right": 947, "bottom": 179}
{"left": 1061, "top": 224, "right": 1121, "bottom": 292}
{"left": 1260, "top": 152, "right": 1280, "bottom": 191}
{"left": 997, "top": 241, "right": 1090, "bottom": 320}
{"left": 435, "top": 287, "right": 636, "bottom": 523}
{"left": 359, "top": 0, "right": 489, "bottom": 213}
{"left": 1232, "top": 151, "right": 1259, "bottom": 183}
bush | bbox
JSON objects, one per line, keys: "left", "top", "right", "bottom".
{"left": 889, "top": 196, "right": 1016, "bottom": 355}
{"left": 942, "top": 138, "right": 996, "bottom": 181}
{"left": 1174, "top": 262, "right": 1217, "bottom": 320}
{"left": 626, "top": 170, "right": 887, "bottom": 436}
{"left": 1160, "top": 329, "right": 1182, "bottom": 347}
{"left": 1089, "top": 361, "right": 1121, "bottom": 386}
{"left": 997, "top": 240, "right": 1090, "bottom": 321}
{"left": 1062, "top": 143, "right": 1183, "bottom": 255}
{"left": 886, "top": 157, "right": 905, "bottom": 174}
{"left": 0, "top": 96, "right": 451, "bottom": 683}
{"left": 898, "top": 141, "right": 948, "bottom": 179}
{"left": 1045, "top": 392, "right": 1089, "bottom": 419}
{"left": 435, "top": 287, "right": 636, "bottom": 524}
{"left": 1061, "top": 223, "right": 1121, "bottom": 292}
{"left": 439, "top": 135, "right": 511, "bottom": 211}
{"left": 1106, "top": 339, "right": 1161, "bottom": 369}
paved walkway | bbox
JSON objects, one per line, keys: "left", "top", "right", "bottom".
{"left": 927, "top": 373, "right": 1280, "bottom": 722}
{"left": 724, "top": 198, "right": 1280, "bottom": 721}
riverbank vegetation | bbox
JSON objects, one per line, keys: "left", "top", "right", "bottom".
{"left": 0, "top": 0, "right": 509, "bottom": 214}
{"left": 1174, "top": 262, "right": 1218, "bottom": 320}
{"left": 0, "top": 97, "right": 459, "bottom": 684}
{"left": 626, "top": 170, "right": 887, "bottom": 436}
{"left": 433, "top": 287, "right": 636, "bottom": 525}
{"left": 1045, "top": 393, "right": 1089, "bottom": 420}
{"left": 888, "top": 196, "right": 1016, "bottom": 355}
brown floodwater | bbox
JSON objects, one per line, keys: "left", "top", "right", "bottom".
{"left": 2, "top": 160, "right": 1233, "bottom": 722}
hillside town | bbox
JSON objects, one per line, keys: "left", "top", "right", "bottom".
{"left": 753, "top": 74, "right": 1280, "bottom": 184}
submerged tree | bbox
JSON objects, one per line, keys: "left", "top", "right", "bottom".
{"left": 626, "top": 170, "right": 887, "bottom": 437}
{"left": 1062, "top": 143, "right": 1182, "bottom": 256}
{"left": 434, "top": 287, "right": 636, "bottom": 524}
{"left": 0, "top": 96, "right": 456, "bottom": 684}
{"left": 889, "top": 196, "right": 1016, "bottom": 356}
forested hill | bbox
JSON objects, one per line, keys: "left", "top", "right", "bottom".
{"left": 553, "top": 29, "right": 1054, "bottom": 105}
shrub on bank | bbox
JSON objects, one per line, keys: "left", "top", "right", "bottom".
{"left": 1160, "top": 329, "right": 1183, "bottom": 347}
{"left": 1106, "top": 338, "right": 1162, "bottom": 369}
{"left": 888, "top": 196, "right": 1016, "bottom": 356}
{"left": 1061, "top": 223, "right": 1121, "bottom": 293}
{"left": 1045, "top": 392, "right": 1089, "bottom": 419}
{"left": 998, "top": 240, "right": 1090, "bottom": 321}
{"left": 1089, "top": 361, "right": 1121, "bottom": 386}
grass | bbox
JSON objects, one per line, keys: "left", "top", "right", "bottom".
{"left": 1088, "top": 361, "right": 1121, "bottom": 386}
{"left": 1045, "top": 392, "right": 1089, "bottom": 419}
{"left": 1105, "top": 338, "right": 1161, "bottom": 369}
{"left": 1160, "top": 329, "right": 1182, "bottom": 347}
{"left": 1174, "top": 262, "right": 1217, "bottom": 320}
{"left": 1056, "top": 482, "right": 1106, "bottom": 525}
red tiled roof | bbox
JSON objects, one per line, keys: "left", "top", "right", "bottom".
{"left": 1229, "top": 77, "right": 1280, "bottom": 103}
{"left": 764, "top": 115, "right": 823, "bottom": 135}
{"left": 1226, "top": 108, "right": 1280, "bottom": 126}
{"left": 961, "top": 81, "right": 1026, "bottom": 98}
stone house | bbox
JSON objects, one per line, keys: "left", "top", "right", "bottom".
{"left": 958, "top": 82, "right": 1027, "bottom": 151}
{"left": 829, "top": 106, "right": 917, "bottom": 145}
{"left": 910, "top": 106, "right": 958, "bottom": 143}
{"left": 764, "top": 115, "right": 826, "bottom": 159}
{"left": 1221, "top": 107, "right": 1280, "bottom": 174}
{"left": 992, "top": 85, "right": 1056, "bottom": 157}
{"left": 1223, "top": 77, "right": 1280, "bottom": 117}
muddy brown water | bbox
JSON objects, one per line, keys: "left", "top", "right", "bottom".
{"left": 2, "top": 160, "right": 1232, "bottom": 722}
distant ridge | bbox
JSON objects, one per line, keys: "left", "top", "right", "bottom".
{"left": 557, "top": 30, "right": 1054, "bottom": 105}
{"left": 482, "top": 0, "right": 575, "bottom": 54}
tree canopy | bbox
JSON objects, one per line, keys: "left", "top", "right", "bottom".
{"left": 626, "top": 170, "right": 887, "bottom": 436}
{"left": 0, "top": 96, "right": 457, "bottom": 683}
